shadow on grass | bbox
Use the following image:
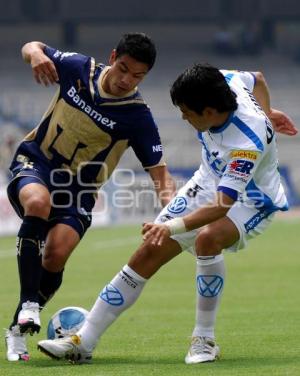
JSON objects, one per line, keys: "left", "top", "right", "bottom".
{"left": 26, "top": 353, "right": 300, "bottom": 369}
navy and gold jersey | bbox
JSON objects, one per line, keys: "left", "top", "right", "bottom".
{"left": 12, "top": 46, "right": 165, "bottom": 191}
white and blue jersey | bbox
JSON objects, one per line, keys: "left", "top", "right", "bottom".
{"left": 194, "top": 70, "right": 288, "bottom": 213}
{"left": 156, "top": 69, "right": 287, "bottom": 253}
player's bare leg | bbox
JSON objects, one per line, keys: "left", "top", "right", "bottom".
{"left": 14, "top": 183, "right": 50, "bottom": 334}
{"left": 37, "top": 238, "right": 182, "bottom": 362}
{"left": 6, "top": 183, "right": 50, "bottom": 361}
{"left": 38, "top": 224, "right": 80, "bottom": 308}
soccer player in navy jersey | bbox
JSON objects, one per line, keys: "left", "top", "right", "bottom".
{"left": 37, "top": 63, "right": 297, "bottom": 365}
{"left": 5, "top": 32, "right": 176, "bottom": 361}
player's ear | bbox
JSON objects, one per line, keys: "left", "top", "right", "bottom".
{"left": 109, "top": 49, "right": 117, "bottom": 65}
{"left": 203, "top": 107, "right": 217, "bottom": 117}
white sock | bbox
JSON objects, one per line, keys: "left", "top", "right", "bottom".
{"left": 192, "top": 254, "right": 225, "bottom": 339}
{"left": 78, "top": 265, "right": 147, "bottom": 351}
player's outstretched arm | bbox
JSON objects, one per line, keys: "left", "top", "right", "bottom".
{"left": 21, "top": 41, "right": 59, "bottom": 86}
{"left": 252, "top": 71, "right": 297, "bottom": 136}
{"left": 149, "top": 166, "right": 177, "bottom": 207}
{"left": 142, "top": 191, "right": 235, "bottom": 246}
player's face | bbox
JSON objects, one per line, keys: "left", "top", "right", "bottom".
{"left": 104, "top": 51, "right": 149, "bottom": 97}
{"left": 178, "top": 104, "right": 215, "bottom": 132}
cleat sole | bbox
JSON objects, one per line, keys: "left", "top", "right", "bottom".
{"left": 37, "top": 344, "right": 61, "bottom": 360}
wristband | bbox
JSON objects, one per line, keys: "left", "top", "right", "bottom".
{"left": 165, "top": 217, "right": 186, "bottom": 235}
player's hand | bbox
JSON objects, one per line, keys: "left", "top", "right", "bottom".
{"left": 268, "top": 108, "right": 298, "bottom": 136}
{"left": 30, "top": 50, "right": 59, "bottom": 86}
{"left": 142, "top": 222, "right": 171, "bottom": 246}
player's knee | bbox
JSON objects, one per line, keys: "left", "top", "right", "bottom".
{"left": 129, "top": 243, "right": 164, "bottom": 272}
{"left": 195, "top": 228, "right": 223, "bottom": 256}
{"left": 43, "top": 246, "right": 67, "bottom": 272}
{"left": 24, "top": 194, "right": 51, "bottom": 218}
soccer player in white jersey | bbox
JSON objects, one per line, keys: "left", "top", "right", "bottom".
{"left": 38, "top": 63, "right": 297, "bottom": 364}
{"left": 5, "top": 33, "right": 176, "bottom": 362}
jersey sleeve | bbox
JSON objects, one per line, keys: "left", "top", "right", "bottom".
{"left": 218, "top": 149, "right": 262, "bottom": 193}
{"left": 44, "top": 46, "right": 91, "bottom": 82}
{"left": 222, "top": 69, "right": 256, "bottom": 92}
{"left": 129, "top": 107, "right": 166, "bottom": 170}
{"left": 236, "top": 71, "right": 256, "bottom": 92}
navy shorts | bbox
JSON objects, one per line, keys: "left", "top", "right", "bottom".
{"left": 7, "top": 157, "right": 93, "bottom": 238}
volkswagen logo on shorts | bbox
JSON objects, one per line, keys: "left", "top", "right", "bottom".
{"left": 167, "top": 196, "right": 187, "bottom": 214}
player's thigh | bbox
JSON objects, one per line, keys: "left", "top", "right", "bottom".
{"left": 7, "top": 158, "right": 52, "bottom": 218}
{"left": 43, "top": 223, "right": 81, "bottom": 272}
{"left": 7, "top": 177, "right": 51, "bottom": 219}
{"left": 195, "top": 216, "right": 240, "bottom": 256}
{"left": 19, "top": 183, "right": 51, "bottom": 217}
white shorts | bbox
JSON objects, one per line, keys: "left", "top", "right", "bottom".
{"left": 155, "top": 176, "right": 275, "bottom": 254}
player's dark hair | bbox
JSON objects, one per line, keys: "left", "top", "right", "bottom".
{"left": 115, "top": 32, "right": 156, "bottom": 70}
{"left": 170, "top": 63, "right": 238, "bottom": 114}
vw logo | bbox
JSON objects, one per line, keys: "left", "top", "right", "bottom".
{"left": 167, "top": 196, "right": 187, "bottom": 214}
{"left": 197, "top": 275, "right": 223, "bottom": 297}
{"left": 100, "top": 284, "right": 124, "bottom": 306}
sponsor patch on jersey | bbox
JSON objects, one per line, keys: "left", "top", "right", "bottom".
{"left": 53, "top": 50, "right": 77, "bottom": 61}
{"left": 230, "top": 150, "right": 259, "bottom": 160}
{"left": 152, "top": 144, "right": 163, "bottom": 152}
{"left": 224, "top": 159, "right": 255, "bottom": 184}
{"left": 228, "top": 159, "right": 254, "bottom": 174}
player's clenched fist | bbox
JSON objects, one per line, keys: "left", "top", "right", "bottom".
{"left": 31, "top": 51, "right": 58, "bottom": 86}
{"left": 22, "top": 41, "right": 59, "bottom": 86}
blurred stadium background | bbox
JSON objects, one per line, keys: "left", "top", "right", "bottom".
{"left": 0, "top": 0, "right": 299, "bottom": 234}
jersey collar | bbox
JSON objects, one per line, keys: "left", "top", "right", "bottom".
{"left": 97, "top": 66, "right": 138, "bottom": 99}
{"left": 208, "top": 111, "right": 234, "bottom": 134}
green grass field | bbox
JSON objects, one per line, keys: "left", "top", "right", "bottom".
{"left": 0, "top": 219, "right": 299, "bottom": 376}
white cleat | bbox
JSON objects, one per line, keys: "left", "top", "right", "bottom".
{"left": 5, "top": 325, "right": 29, "bottom": 362}
{"left": 18, "top": 301, "right": 41, "bottom": 335}
{"left": 185, "top": 336, "right": 220, "bottom": 364}
{"left": 37, "top": 335, "right": 92, "bottom": 364}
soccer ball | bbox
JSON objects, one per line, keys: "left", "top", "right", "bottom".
{"left": 47, "top": 306, "right": 89, "bottom": 339}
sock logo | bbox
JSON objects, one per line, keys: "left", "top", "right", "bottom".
{"left": 16, "top": 237, "right": 22, "bottom": 255}
{"left": 120, "top": 270, "right": 138, "bottom": 289}
{"left": 100, "top": 284, "right": 124, "bottom": 306}
{"left": 197, "top": 275, "right": 223, "bottom": 297}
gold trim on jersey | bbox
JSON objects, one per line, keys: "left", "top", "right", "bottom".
{"left": 24, "top": 127, "right": 39, "bottom": 142}
{"left": 99, "top": 98, "right": 146, "bottom": 106}
{"left": 89, "top": 57, "right": 96, "bottom": 100}
{"left": 144, "top": 158, "right": 167, "bottom": 170}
